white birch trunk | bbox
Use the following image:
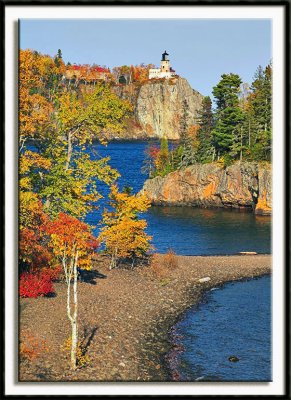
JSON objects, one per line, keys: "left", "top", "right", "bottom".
{"left": 63, "top": 244, "right": 79, "bottom": 370}
{"left": 70, "top": 250, "right": 79, "bottom": 370}
{"left": 65, "top": 132, "right": 72, "bottom": 171}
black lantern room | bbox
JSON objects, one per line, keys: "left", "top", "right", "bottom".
{"left": 161, "top": 51, "right": 169, "bottom": 61}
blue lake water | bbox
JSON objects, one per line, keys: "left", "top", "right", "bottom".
{"left": 85, "top": 141, "right": 272, "bottom": 382}
{"left": 168, "top": 275, "right": 271, "bottom": 381}
{"left": 28, "top": 139, "right": 271, "bottom": 380}
{"left": 85, "top": 141, "right": 271, "bottom": 255}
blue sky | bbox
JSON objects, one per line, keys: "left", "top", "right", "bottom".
{"left": 20, "top": 19, "right": 271, "bottom": 96}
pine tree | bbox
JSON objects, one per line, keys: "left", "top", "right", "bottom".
{"left": 236, "top": 82, "right": 254, "bottom": 160}
{"left": 196, "top": 96, "right": 215, "bottom": 162}
{"left": 179, "top": 99, "right": 189, "bottom": 146}
{"left": 211, "top": 73, "right": 244, "bottom": 161}
{"left": 178, "top": 99, "right": 198, "bottom": 168}
{"left": 249, "top": 64, "right": 272, "bottom": 160}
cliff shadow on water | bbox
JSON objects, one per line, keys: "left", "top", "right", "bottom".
{"left": 146, "top": 205, "right": 271, "bottom": 256}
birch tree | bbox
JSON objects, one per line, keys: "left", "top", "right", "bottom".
{"left": 46, "top": 213, "right": 98, "bottom": 370}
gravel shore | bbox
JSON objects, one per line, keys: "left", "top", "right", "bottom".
{"left": 19, "top": 254, "right": 271, "bottom": 382}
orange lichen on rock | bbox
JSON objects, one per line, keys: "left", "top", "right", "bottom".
{"left": 140, "top": 162, "right": 271, "bottom": 214}
{"left": 161, "top": 173, "right": 184, "bottom": 203}
{"left": 203, "top": 180, "right": 217, "bottom": 199}
{"left": 255, "top": 190, "right": 272, "bottom": 215}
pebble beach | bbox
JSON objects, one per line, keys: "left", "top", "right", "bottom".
{"left": 19, "top": 254, "right": 271, "bottom": 382}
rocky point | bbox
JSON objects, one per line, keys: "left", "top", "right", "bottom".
{"left": 140, "top": 162, "right": 271, "bottom": 215}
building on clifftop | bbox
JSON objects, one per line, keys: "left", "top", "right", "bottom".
{"left": 149, "top": 51, "right": 176, "bottom": 79}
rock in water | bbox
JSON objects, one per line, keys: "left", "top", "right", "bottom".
{"left": 140, "top": 162, "right": 271, "bottom": 215}
{"left": 228, "top": 356, "right": 240, "bottom": 362}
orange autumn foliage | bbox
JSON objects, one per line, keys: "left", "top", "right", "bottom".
{"left": 20, "top": 331, "right": 49, "bottom": 361}
{"left": 19, "top": 191, "right": 53, "bottom": 269}
{"left": 19, "top": 50, "right": 63, "bottom": 147}
{"left": 46, "top": 213, "right": 98, "bottom": 270}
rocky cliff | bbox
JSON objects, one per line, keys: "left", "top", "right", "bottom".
{"left": 113, "top": 77, "right": 204, "bottom": 139}
{"left": 140, "top": 162, "right": 272, "bottom": 215}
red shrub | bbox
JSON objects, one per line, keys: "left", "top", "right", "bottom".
{"left": 19, "top": 272, "right": 54, "bottom": 298}
{"left": 39, "top": 265, "right": 62, "bottom": 281}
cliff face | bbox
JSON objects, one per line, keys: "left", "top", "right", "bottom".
{"left": 113, "top": 77, "right": 204, "bottom": 139}
{"left": 140, "top": 162, "right": 272, "bottom": 215}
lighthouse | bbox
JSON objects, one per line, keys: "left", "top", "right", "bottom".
{"left": 149, "top": 51, "right": 176, "bottom": 79}
{"left": 161, "top": 50, "right": 170, "bottom": 73}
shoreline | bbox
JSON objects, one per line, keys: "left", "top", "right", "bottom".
{"left": 137, "top": 256, "right": 271, "bottom": 381}
{"left": 19, "top": 254, "right": 271, "bottom": 382}
{"left": 163, "top": 272, "right": 271, "bottom": 381}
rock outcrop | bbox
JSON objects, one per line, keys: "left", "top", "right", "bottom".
{"left": 113, "top": 77, "right": 203, "bottom": 139}
{"left": 140, "top": 162, "right": 272, "bottom": 215}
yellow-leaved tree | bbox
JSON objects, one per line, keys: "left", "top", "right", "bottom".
{"left": 98, "top": 185, "right": 152, "bottom": 269}
{"left": 18, "top": 50, "right": 134, "bottom": 371}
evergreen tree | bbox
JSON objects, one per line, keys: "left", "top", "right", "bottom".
{"left": 237, "top": 82, "right": 255, "bottom": 160}
{"left": 196, "top": 96, "right": 215, "bottom": 162}
{"left": 178, "top": 99, "right": 198, "bottom": 168}
{"left": 179, "top": 99, "right": 189, "bottom": 146}
{"left": 211, "top": 73, "right": 244, "bottom": 161}
{"left": 54, "top": 49, "right": 63, "bottom": 67}
{"left": 249, "top": 64, "right": 272, "bottom": 160}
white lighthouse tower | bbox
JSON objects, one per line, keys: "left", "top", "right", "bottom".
{"left": 160, "top": 50, "right": 170, "bottom": 73}
{"left": 149, "top": 51, "right": 176, "bottom": 79}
